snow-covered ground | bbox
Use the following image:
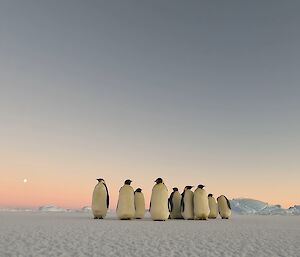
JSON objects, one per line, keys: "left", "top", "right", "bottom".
{"left": 0, "top": 211, "right": 299, "bottom": 257}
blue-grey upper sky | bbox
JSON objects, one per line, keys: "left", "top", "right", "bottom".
{"left": 0, "top": 0, "right": 299, "bottom": 207}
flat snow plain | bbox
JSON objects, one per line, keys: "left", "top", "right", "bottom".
{"left": 0, "top": 211, "right": 299, "bottom": 257}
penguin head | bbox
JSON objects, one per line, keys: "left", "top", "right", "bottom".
{"left": 197, "top": 184, "right": 205, "bottom": 189}
{"left": 97, "top": 178, "right": 105, "bottom": 183}
{"left": 185, "top": 185, "right": 193, "bottom": 190}
{"left": 155, "top": 178, "right": 163, "bottom": 184}
{"left": 124, "top": 179, "right": 132, "bottom": 185}
{"left": 208, "top": 193, "right": 213, "bottom": 197}
{"left": 135, "top": 188, "right": 142, "bottom": 193}
{"left": 172, "top": 187, "right": 179, "bottom": 191}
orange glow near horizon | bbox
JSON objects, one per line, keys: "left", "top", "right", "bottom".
{"left": 0, "top": 175, "right": 297, "bottom": 209}
{"left": 1, "top": 150, "right": 299, "bottom": 210}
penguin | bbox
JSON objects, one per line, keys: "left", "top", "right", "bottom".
{"left": 208, "top": 194, "right": 218, "bottom": 219}
{"left": 91, "top": 178, "right": 109, "bottom": 219}
{"left": 193, "top": 184, "right": 210, "bottom": 220}
{"left": 150, "top": 178, "right": 169, "bottom": 221}
{"left": 116, "top": 179, "right": 135, "bottom": 220}
{"left": 217, "top": 195, "right": 231, "bottom": 219}
{"left": 134, "top": 188, "right": 145, "bottom": 219}
{"left": 168, "top": 187, "right": 183, "bottom": 219}
{"left": 181, "top": 186, "right": 194, "bottom": 220}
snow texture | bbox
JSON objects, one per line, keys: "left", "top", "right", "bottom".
{"left": 0, "top": 211, "right": 299, "bottom": 257}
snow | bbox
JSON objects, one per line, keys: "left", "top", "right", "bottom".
{"left": 0, "top": 211, "right": 299, "bottom": 257}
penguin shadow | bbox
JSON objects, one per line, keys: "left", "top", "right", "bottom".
{"left": 90, "top": 217, "right": 231, "bottom": 222}
{"left": 91, "top": 215, "right": 178, "bottom": 222}
{"left": 91, "top": 217, "right": 157, "bottom": 222}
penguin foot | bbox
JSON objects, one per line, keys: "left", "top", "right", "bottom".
{"left": 222, "top": 217, "right": 229, "bottom": 219}
{"left": 153, "top": 219, "right": 166, "bottom": 221}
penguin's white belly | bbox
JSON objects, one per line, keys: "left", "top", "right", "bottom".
{"left": 194, "top": 189, "right": 209, "bottom": 220}
{"left": 170, "top": 192, "right": 182, "bottom": 219}
{"left": 117, "top": 185, "right": 135, "bottom": 219}
{"left": 208, "top": 197, "right": 218, "bottom": 219}
{"left": 181, "top": 190, "right": 194, "bottom": 220}
{"left": 134, "top": 193, "right": 145, "bottom": 219}
{"left": 218, "top": 197, "right": 231, "bottom": 219}
{"left": 92, "top": 184, "right": 108, "bottom": 218}
{"left": 150, "top": 184, "right": 169, "bottom": 221}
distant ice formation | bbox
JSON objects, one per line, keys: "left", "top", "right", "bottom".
{"left": 1, "top": 200, "right": 299, "bottom": 215}
{"left": 38, "top": 205, "right": 68, "bottom": 212}
{"left": 230, "top": 198, "right": 299, "bottom": 215}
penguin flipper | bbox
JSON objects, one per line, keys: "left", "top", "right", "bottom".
{"left": 225, "top": 197, "right": 231, "bottom": 210}
{"left": 168, "top": 198, "right": 172, "bottom": 212}
{"left": 103, "top": 183, "right": 109, "bottom": 209}
{"left": 107, "top": 192, "right": 109, "bottom": 209}
{"left": 181, "top": 192, "right": 185, "bottom": 212}
{"left": 149, "top": 201, "right": 151, "bottom": 211}
{"left": 169, "top": 192, "right": 174, "bottom": 212}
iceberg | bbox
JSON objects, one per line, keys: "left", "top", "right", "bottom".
{"left": 38, "top": 205, "right": 68, "bottom": 212}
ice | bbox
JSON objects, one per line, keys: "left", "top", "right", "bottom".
{"left": 38, "top": 206, "right": 68, "bottom": 212}
{"left": 230, "top": 198, "right": 288, "bottom": 215}
{"left": 288, "top": 205, "right": 300, "bottom": 215}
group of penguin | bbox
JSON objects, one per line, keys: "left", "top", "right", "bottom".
{"left": 92, "top": 178, "right": 231, "bottom": 221}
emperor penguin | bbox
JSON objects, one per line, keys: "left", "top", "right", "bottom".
{"left": 91, "top": 178, "right": 109, "bottom": 219}
{"left": 194, "top": 184, "right": 210, "bottom": 220}
{"left": 134, "top": 188, "right": 145, "bottom": 219}
{"left": 181, "top": 186, "right": 194, "bottom": 220}
{"left": 208, "top": 194, "right": 218, "bottom": 219}
{"left": 168, "top": 187, "right": 183, "bottom": 219}
{"left": 116, "top": 179, "right": 135, "bottom": 220}
{"left": 217, "top": 195, "right": 231, "bottom": 219}
{"left": 150, "top": 178, "right": 169, "bottom": 221}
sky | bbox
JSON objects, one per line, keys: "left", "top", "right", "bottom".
{"left": 0, "top": 0, "right": 299, "bottom": 209}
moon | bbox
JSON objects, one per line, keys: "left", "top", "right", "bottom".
{"left": 23, "top": 178, "right": 28, "bottom": 183}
